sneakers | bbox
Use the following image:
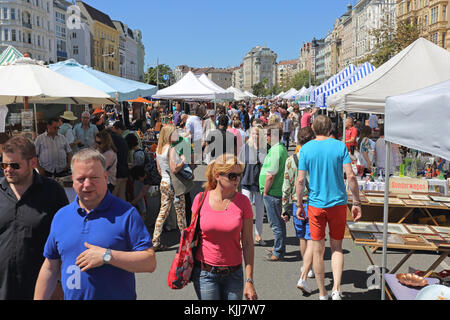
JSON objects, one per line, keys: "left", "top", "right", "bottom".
{"left": 319, "top": 294, "right": 329, "bottom": 300}
{"left": 296, "top": 279, "right": 312, "bottom": 295}
{"left": 331, "top": 290, "right": 343, "bottom": 300}
{"left": 301, "top": 266, "right": 315, "bottom": 278}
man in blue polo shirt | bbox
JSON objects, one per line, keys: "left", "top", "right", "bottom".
{"left": 34, "top": 148, "right": 156, "bottom": 300}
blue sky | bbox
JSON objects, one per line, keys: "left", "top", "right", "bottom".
{"left": 82, "top": 0, "right": 356, "bottom": 70}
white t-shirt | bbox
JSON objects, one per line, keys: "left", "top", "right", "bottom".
{"left": 186, "top": 116, "right": 203, "bottom": 141}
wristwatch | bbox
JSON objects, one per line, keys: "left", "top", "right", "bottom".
{"left": 246, "top": 278, "right": 254, "bottom": 284}
{"left": 103, "top": 248, "right": 112, "bottom": 264}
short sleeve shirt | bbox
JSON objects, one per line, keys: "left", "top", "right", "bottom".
{"left": 193, "top": 192, "right": 253, "bottom": 267}
{"left": 301, "top": 113, "right": 311, "bottom": 128}
{"left": 73, "top": 123, "right": 99, "bottom": 149}
{"left": 43, "top": 192, "right": 152, "bottom": 300}
{"left": 35, "top": 132, "right": 72, "bottom": 173}
{"left": 299, "top": 139, "right": 351, "bottom": 208}
{"left": 259, "top": 143, "right": 289, "bottom": 197}
{"left": 345, "top": 127, "right": 358, "bottom": 149}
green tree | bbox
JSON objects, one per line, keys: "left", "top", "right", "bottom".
{"left": 144, "top": 64, "right": 174, "bottom": 88}
{"left": 358, "top": 19, "right": 422, "bottom": 67}
{"left": 252, "top": 82, "right": 266, "bottom": 97}
{"left": 266, "top": 84, "right": 282, "bottom": 96}
{"left": 289, "top": 70, "right": 313, "bottom": 90}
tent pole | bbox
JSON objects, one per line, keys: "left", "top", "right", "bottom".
{"left": 34, "top": 103, "right": 38, "bottom": 137}
{"left": 381, "top": 141, "right": 391, "bottom": 301}
{"left": 343, "top": 112, "right": 346, "bottom": 144}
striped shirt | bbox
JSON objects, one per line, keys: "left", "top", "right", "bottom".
{"left": 35, "top": 132, "right": 71, "bottom": 173}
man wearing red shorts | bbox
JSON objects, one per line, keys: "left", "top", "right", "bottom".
{"left": 296, "top": 115, "right": 362, "bottom": 300}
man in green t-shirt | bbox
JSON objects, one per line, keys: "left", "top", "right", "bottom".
{"left": 259, "top": 124, "right": 289, "bottom": 261}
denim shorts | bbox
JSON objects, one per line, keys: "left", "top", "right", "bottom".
{"left": 191, "top": 264, "right": 244, "bottom": 300}
{"left": 293, "top": 203, "right": 311, "bottom": 240}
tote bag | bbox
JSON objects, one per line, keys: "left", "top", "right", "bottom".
{"left": 167, "top": 192, "right": 206, "bottom": 289}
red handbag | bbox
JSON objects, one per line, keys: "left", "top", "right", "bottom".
{"left": 167, "top": 192, "right": 207, "bottom": 289}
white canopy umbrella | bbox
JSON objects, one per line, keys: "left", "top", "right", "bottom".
{"left": 227, "top": 87, "right": 250, "bottom": 101}
{"left": 152, "top": 71, "right": 228, "bottom": 101}
{"left": 327, "top": 38, "right": 450, "bottom": 114}
{"left": 0, "top": 57, "right": 116, "bottom": 106}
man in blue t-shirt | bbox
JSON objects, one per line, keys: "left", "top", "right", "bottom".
{"left": 295, "top": 115, "right": 362, "bottom": 301}
{"left": 34, "top": 149, "right": 156, "bottom": 300}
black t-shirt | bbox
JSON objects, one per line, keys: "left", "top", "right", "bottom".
{"left": 205, "top": 128, "right": 237, "bottom": 158}
{"left": 0, "top": 172, "right": 69, "bottom": 299}
{"left": 108, "top": 130, "right": 129, "bottom": 179}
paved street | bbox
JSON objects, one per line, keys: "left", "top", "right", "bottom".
{"left": 135, "top": 161, "right": 450, "bottom": 301}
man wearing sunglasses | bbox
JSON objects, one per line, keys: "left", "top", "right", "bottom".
{"left": 0, "top": 136, "right": 69, "bottom": 299}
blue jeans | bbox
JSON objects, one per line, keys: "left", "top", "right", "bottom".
{"left": 263, "top": 195, "right": 286, "bottom": 258}
{"left": 192, "top": 265, "right": 244, "bottom": 300}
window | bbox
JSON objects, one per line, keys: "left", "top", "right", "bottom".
{"left": 56, "top": 25, "right": 66, "bottom": 38}
{"left": 3, "top": 8, "right": 8, "bottom": 19}
{"left": 11, "top": 29, "right": 16, "bottom": 41}
{"left": 55, "top": 11, "right": 65, "bottom": 24}
{"left": 73, "top": 45, "right": 78, "bottom": 55}
{"left": 49, "top": 39, "right": 51, "bottom": 51}
{"left": 36, "top": 16, "right": 40, "bottom": 27}
{"left": 57, "top": 39, "right": 66, "bottom": 52}
{"left": 28, "top": 33, "right": 31, "bottom": 44}
{"left": 3, "top": 28, "right": 8, "bottom": 41}
{"left": 443, "top": 32, "right": 446, "bottom": 48}
{"left": 72, "top": 32, "right": 76, "bottom": 39}
{"left": 11, "top": 8, "right": 15, "bottom": 20}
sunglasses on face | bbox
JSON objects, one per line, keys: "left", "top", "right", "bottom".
{"left": 220, "top": 172, "right": 242, "bottom": 181}
{"left": 1, "top": 162, "right": 21, "bottom": 170}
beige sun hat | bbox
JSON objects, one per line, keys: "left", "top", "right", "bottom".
{"left": 60, "top": 111, "right": 78, "bottom": 121}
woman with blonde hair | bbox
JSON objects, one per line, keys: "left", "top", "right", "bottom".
{"left": 191, "top": 154, "right": 257, "bottom": 301}
{"left": 152, "top": 124, "right": 187, "bottom": 251}
{"left": 94, "top": 130, "right": 117, "bottom": 192}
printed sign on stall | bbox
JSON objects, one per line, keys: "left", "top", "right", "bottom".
{"left": 389, "top": 177, "right": 429, "bottom": 194}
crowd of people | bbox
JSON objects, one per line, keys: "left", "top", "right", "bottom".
{"left": 1, "top": 97, "right": 405, "bottom": 301}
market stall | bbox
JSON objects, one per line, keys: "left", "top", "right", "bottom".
{"left": 378, "top": 71, "right": 450, "bottom": 300}
{"left": 227, "top": 86, "right": 251, "bottom": 101}
{"left": 347, "top": 221, "right": 450, "bottom": 299}
{"left": 0, "top": 57, "right": 116, "bottom": 138}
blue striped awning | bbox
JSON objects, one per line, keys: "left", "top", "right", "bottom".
{"left": 325, "top": 62, "right": 376, "bottom": 97}
{"left": 312, "top": 64, "right": 357, "bottom": 104}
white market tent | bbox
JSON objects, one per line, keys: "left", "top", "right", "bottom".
{"left": 152, "top": 71, "right": 230, "bottom": 101}
{"left": 281, "top": 88, "right": 299, "bottom": 100}
{"left": 198, "top": 74, "right": 233, "bottom": 100}
{"left": 275, "top": 91, "right": 285, "bottom": 99}
{"left": 0, "top": 45, "right": 24, "bottom": 66}
{"left": 327, "top": 38, "right": 450, "bottom": 114}
{"left": 294, "top": 87, "right": 307, "bottom": 99}
{"left": 385, "top": 78, "right": 450, "bottom": 161}
{"left": 227, "top": 86, "right": 251, "bottom": 101}
{"left": 378, "top": 78, "right": 450, "bottom": 300}
{"left": 244, "top": 90, "right": 256, "bottom": 98}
